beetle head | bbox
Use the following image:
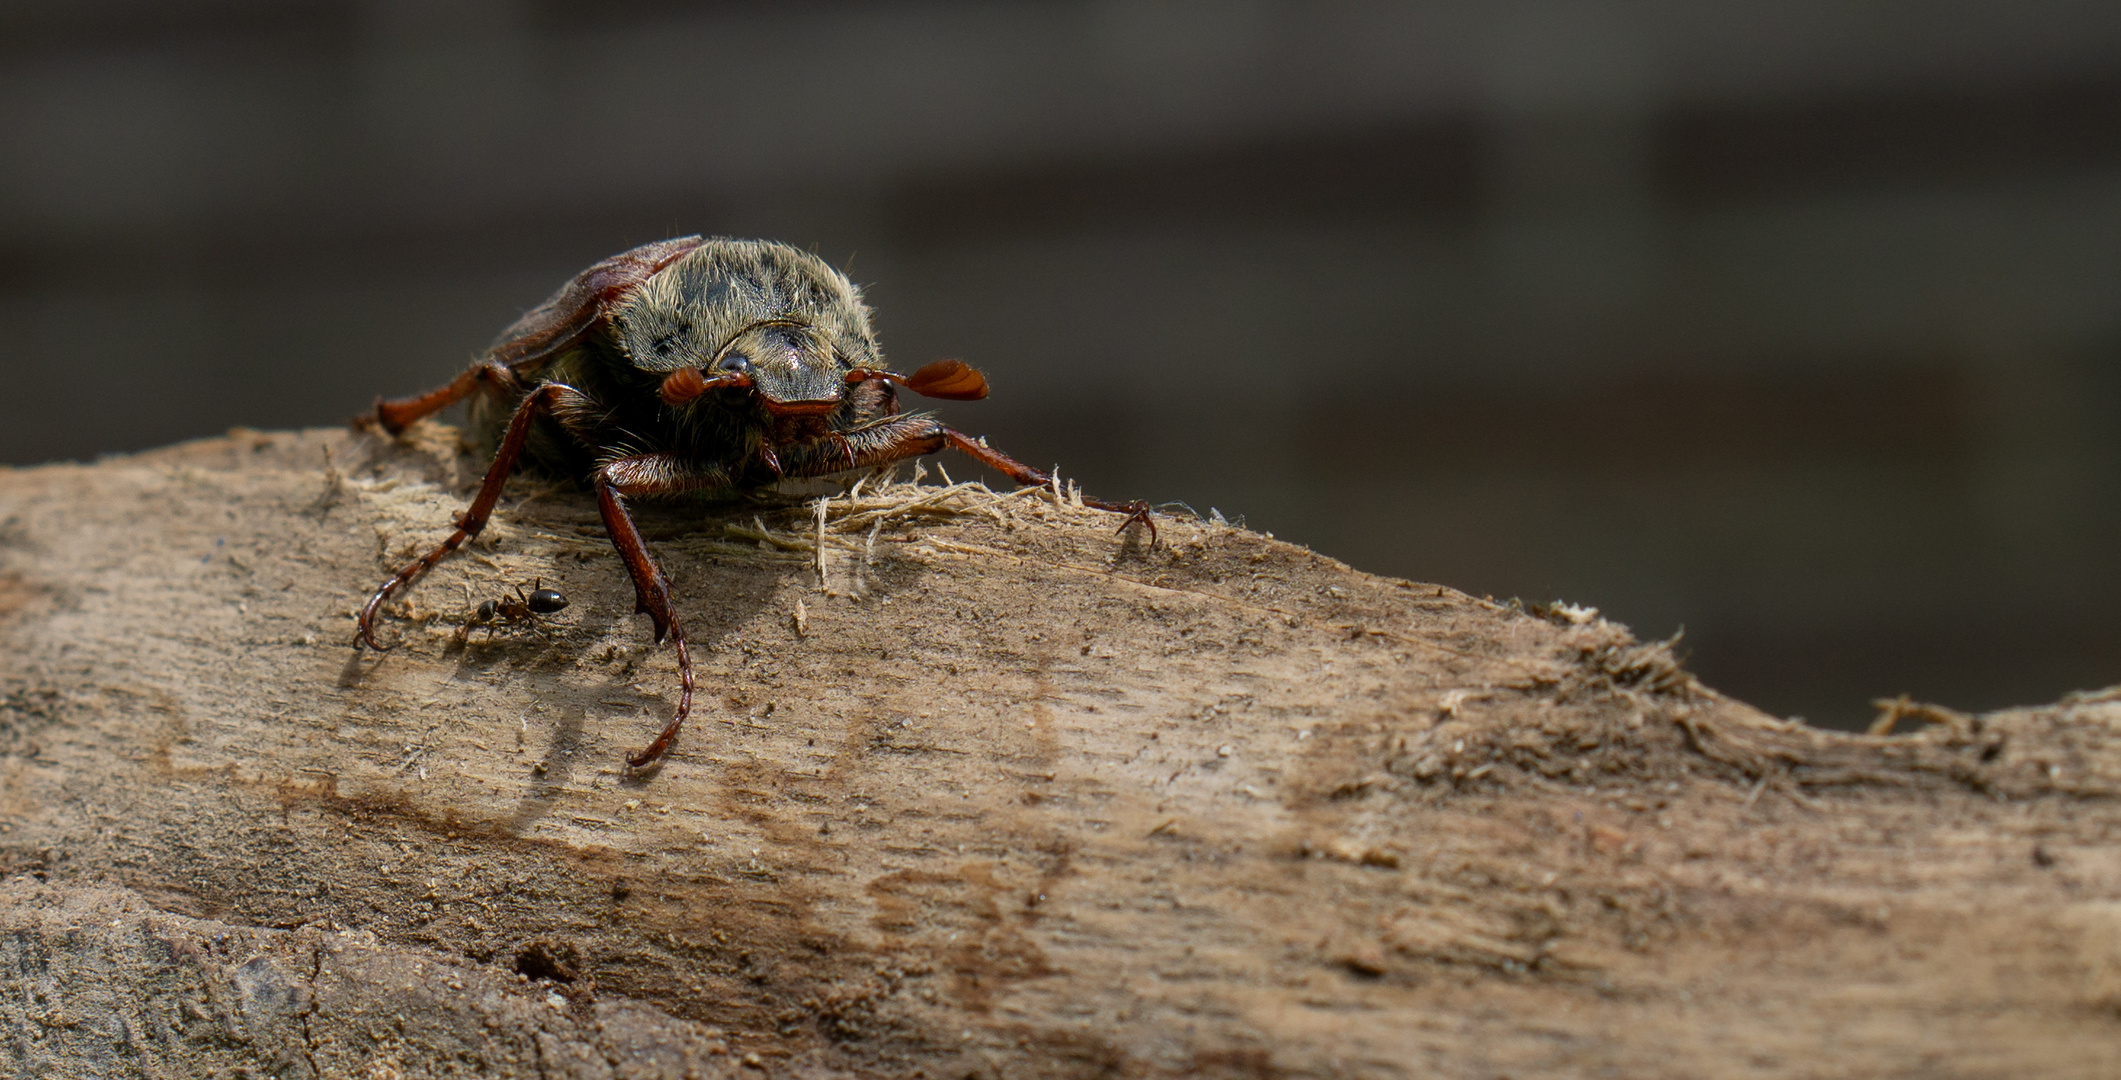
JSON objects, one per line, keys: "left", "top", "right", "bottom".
{"left": 714, "top": 320, "right": 845, "bottom": 415}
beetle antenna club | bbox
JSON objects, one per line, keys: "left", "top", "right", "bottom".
{"left": 354, "top": 237, "right": 1150, "bottom": 768}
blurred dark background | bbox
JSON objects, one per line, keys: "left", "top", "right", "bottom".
{"left": 6, "top": 1, "right": 2121, "bottom": 729}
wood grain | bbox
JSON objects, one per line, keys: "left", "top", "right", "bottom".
{"left": 1, "top": 426, "right": 2117, "bottom": 1078}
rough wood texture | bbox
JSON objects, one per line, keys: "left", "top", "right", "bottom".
{"left": 2, "top": 427, "right": 2119, "bottom": 1078}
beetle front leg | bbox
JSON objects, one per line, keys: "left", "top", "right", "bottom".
{"left": 356, "top": 382, "right": 598, "bottom": 648}
{"left": 939, "top": 427, "right": 1153, "bottom": 539}
{"left": 593, "top": 453, "right": 739, "bottom": 768}
{"left": 774, "top": 418, "right": 1155, "bottom": 541}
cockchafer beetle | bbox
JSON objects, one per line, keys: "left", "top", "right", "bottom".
{"left": 355, "top": 237, "right": 1149, "bottom": 768}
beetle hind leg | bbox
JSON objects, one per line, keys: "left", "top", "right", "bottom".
{"left": 356, "top": 360, "right": 520, "bottom": 436}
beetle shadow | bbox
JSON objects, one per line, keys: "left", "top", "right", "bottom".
{"left": 595, "top": 496, "right": 968, "bottom": 787}
{"left": 352, "top": 489, "right": 965, "bottom": 825}
{"left": 1112, "top": 518, "right": 1154, "bottom": 562}
{"left": 491, "top": 497, "right": 806, "bottom": 814}
{"left": 337, "top": 643, "right": 389, "bottom": 688}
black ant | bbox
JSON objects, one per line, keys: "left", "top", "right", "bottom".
{"left": 465, "top": 579, "right": 568, "bottom": 637}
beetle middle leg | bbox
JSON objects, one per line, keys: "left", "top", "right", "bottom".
{"left": 357, "top": 382, "right": 600, "bottom": 649}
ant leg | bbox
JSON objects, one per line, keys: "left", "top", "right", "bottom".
{"left": 592, "top": 454, "right": 738, "bottom": 768}
{"left": 357, "top": 360, "right": 518, "bottom": 436}
{"left": 356, "top": 382, "right": 598, "bottom": 649}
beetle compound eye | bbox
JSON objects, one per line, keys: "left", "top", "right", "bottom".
{"left": 716, "top": 352, "right": 751, "bottom": 374}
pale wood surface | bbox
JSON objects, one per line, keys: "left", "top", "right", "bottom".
{"left": 1, "top": 427, "right": 2118, "bottom": 1078}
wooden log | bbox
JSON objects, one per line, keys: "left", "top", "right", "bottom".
{"left": 1, "top": 426, "right": 2117, "bottom": 1078}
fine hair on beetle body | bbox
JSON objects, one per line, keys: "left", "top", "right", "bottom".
{"left": 354, "top": 236, "right": 1151, "bottom": 770}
